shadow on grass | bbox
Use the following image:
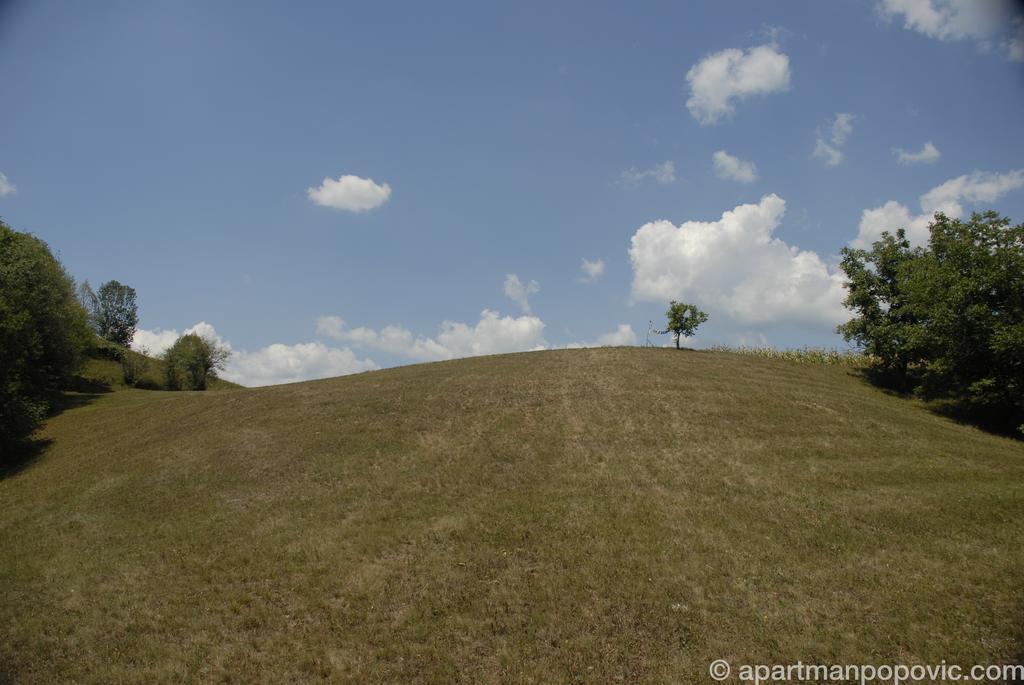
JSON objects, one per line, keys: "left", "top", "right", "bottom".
{"left": 852, "top": 367, "right": 1022, "bottom": 441}
{"left": 1, "top": 380, "right": 111, "bottom": 481}
{"left": 0, "top": 436, "right": 53, "bottom": 480}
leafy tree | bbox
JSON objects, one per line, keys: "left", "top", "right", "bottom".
{"left": 83, "top": 279, "right": 138, "bottom": 346}
{"left": 661, "top": 301, "right": 708, "bottom": 349}
{"left": 163, "top": 333, "right": 230, "bottom": 391}
{"left": 906, "top": 212, "right": 1023, "bottom": 423}
{"left": 0, "top": 220, "right": 92, "bottom": 450}
{"left": 838, "top": 212, "right": 1024, "bottom": 432}
{"left": 836, "top": 229, "right": 924, "bottom": 386}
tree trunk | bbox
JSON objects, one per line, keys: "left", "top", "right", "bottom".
{"left": 675, "top": 333, "right": 680, "bottom": 349}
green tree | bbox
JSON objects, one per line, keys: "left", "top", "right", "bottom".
{"left": 836, "top": 229, "right": 925, "bottom": 385}
{"left": 838, "top": 212, "right": 1024, "bottom": 432}
{"left": 83, "top": 279, "right": 138, "bottom": 346}
{"left": 0, "top": 220, "right": 92, "bottom": 450}
{"left": 163, "top": 333, "right": 230, "bottom": 391}
{"left": 662, "top": 301, "right": 708, "bottom": 349}
{"left": 907, "top": 212, "right": 1024, "bottom": 423}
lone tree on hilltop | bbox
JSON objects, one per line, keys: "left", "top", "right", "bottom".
{"left": 80, "top": 279, "right": 138, "bottom": 347}
{"left": 662, "top": 301, "right": 708, "bottom": 349}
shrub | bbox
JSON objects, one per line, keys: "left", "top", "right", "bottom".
{"left": 163, "top": 333, "right": 230, "bottom": 391}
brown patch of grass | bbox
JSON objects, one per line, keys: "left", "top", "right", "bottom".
{"left": 1, "top": 348, "right": 1022, "bottom": 682}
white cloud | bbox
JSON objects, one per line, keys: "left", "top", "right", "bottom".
{"left": 596, "top": 324, "right": 638, "bottom": 346}
{"left": 131, "top": 328, "right": 180, "bottom": 355}
{"left": 629, "top": 194, "right": 846, "bottom": 328}
{"left": 504, "top": 273, "right": 540, "bottom": 313}
{"left": 619, "top": 161, "right": 677, "bottom": 186}
{"left": 712, "top": 150, "right": 759, "bottom": 183}
{"left": 852, "top": 169, "right": 1024, "bottom": 248}
{"left": 894, "top": 141, "right": 941, "bottom": 165}
{"left": 564, "top": 324, "right": 639, "bottom": 349}
{"left": 579, "top": 258, "right": 606, "bottom": 283}
{"left": 317, "top": 309, "right": 547, "bottom": 361}
{"left": 221, "top": 342, "right": 378, "bottom": 387}
{"left": 878, "top": 0, "right": 1008, "bottom": 40}
{"left": 878, "top": 0, "right": 1023, "bottom": 60}
{"left": 307, "top": 174, "right": 391, "bottom": 212}
{"left": 0, "top": 172, "right": 15, "bottom": 197}
{"left": 132, "top": 320, "right": 377, "bottom": 387}
{"left": 685, "top": 44, "right": 791, "bottom": 125}
{"left": 812, "top": 113, "right": 855, "bottom": 167}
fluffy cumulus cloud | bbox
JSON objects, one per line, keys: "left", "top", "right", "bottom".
{"left": 712, "top": 150, "right": 758, "bottom": 183}
{"left": 317, "top": 310, "right": 546, "bottom": 362}
{"left": 853, "top": 169, "right": 1024, "bottom": 247}
{"left": 221, "top": 343, "right": 378, "bottom": 387}
{"left": 629, "top": 194, "right": 846, "bottom": 328}
{"left": 131, "top": 327, "right": 180, "bottom": 355}
{"left": 894, "top": 141, "right": 941, "bottom": 165}
{"left": 307, "top": 174, "right": 391, "bottom": 212}
{"left": 878, "top": 0, "right": 1023, "bottom": 59}
{"left": 685, "top": 44, "right": 791, "bottom": 125}
{"left": 503, "top": 274, "right": 540, "bottom": 313}
{"left": 619, "top": 161, "right": 677, "bottom": 186}
{"left": 812, "top": 113, "right": 855, "bottom": 167}
{"left": 579, "top": 258, "right": 605, "bottom": 283}
{"left": 132, "top": 321, "right": 377, "bottom": 387}
{"left": 0, "top": 172, "right": 15, "bottom": 197}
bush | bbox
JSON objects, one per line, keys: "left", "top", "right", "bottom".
{"left": 120, "top": 346, "right": 150, "bottom": 387}
{"left": 163, "top": 333, "right": 230, "bottom": 391}
{"left": 0, "top": 221, "right": 92, "bottom": 450}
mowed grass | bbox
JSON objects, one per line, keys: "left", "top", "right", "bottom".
{"left": 1, "top": 348, "right": 1022, "bottom": 683}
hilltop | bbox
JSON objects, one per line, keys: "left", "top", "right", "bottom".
{"left": 1, "top": 348, "right": 1022, "bottom": 683}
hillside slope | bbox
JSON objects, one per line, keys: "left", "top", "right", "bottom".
{"left": 1, "top": 348, "right": 1022, "bottom": 683}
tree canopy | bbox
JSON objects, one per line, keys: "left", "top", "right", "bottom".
{"left": 80, "top": 279, "right": 138, "bottom": 347}
{"left": 662, "top": 301, "right": 708, "bottom": 349}
{"left": 838, "top": 211, "right": 1023, "bottom": 433}
{"left": 0, "top": 220, "right": 92, "bottom": 450}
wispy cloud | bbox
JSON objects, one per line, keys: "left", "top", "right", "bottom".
{"left": 712, "top": 150, "right": 758, "bottom": 183}
{"left": 812, "top": 113, "right": 855, "bottom": 167}
{"left": 894, "top": 141, "right": 941, "bottom": 165}
{"left": 618, "top": 161, "right": 677, "bottom": 186}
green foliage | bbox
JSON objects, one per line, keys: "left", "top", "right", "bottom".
{"left": 119, "top": 345, "right": 150, "bottom": 387}
{"left": 838, "top": 211, "right": 1024, "bottom": 432}
{"left": 0, "top": 220, "right": 92, "bottom": 449}
{"left": 163, "top": 333, "right": 230, "bottom": 391}
{"left": 662, "top": 301, "right": 708, "bottom": 349}
{"left": 837, "top": 229, "right": 923, "bottom": 384}
{"left": 81, "top": 279, "right": 138, "bottom": 346}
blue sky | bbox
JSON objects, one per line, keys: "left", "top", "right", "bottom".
{"left": 2, "top": 0, "right": 1023, "bottom": 385}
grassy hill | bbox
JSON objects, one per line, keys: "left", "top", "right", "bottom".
{"left": 1, "top": 348, "right": 1022, "bottom": 683}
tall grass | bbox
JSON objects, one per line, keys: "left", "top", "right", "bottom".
{"left": 709, "top": 345, "right": 873, "bottom": 368}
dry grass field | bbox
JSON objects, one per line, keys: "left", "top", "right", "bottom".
{"left": 1, "top": 347, "right": 1022, "bottom": 683}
